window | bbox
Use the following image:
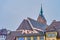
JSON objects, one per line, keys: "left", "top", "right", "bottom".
{"left": 34, "top": 36, "right": 37, "bottom": 40}
{"left": 18, "top": 37, "right": 24, "bottom": 40}
{"left": 27, "top": 37, "right": 31, "bottom": 40}
{"left": 47, "top": 34, "right": 51, "bottom": 37}
{"left": 40, "top": 36, "right": 44, "bottom": 40}
{"left": 47, "top": 33, "right": 56, "bottom": 37}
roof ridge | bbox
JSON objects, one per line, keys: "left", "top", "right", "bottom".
{"left": 27, "top": 17, "right": 40, "bottom": 23}
{"left": 27, "top": 18, "right": 43, "bottom": 31}
{"left": 27, "top": 17, "right": 36, "bottom": 21}
{"left": 26, "top": 18, "right": 34, "bottom": 29}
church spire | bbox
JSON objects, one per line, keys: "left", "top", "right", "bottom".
{"left": 37, "top": 4, "right": 47, "bottom": 24}
{"left": 39, "top": 4, "right": 44, "bottom": 19}
{"left": 40, "top": 4, "right": 43, "bottom": 16}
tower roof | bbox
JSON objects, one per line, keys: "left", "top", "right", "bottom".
{"left": 40, "top": 4, "right": 43, "bottom": 16}
{"left": 39, "top": 4, "right": 45, "bottom": 20}
{"left": 37, "top": 4, "right": 46, "bottom": 24}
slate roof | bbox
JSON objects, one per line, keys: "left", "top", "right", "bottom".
{"left": 28, "top": 18, "right": 47, "bottom": 30}
{"left": 17, "top": 19, "right": 33, "bottom": 30}
{"left": 17, "top": 18, "right": 47, "bottom": 31}
{"left": 46, "top": 20, "right": 60, "bottom": 37}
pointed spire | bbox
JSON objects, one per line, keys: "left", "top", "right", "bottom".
{"left": 37, "top": 4, "right": 47, "bottom": 24}
{"left": 40, "top": 4, "right": 43, "bottom": 16}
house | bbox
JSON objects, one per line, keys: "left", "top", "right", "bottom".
{"left": 0, "top": 29, "right": 10, "bottom": 40}
{"left": 6, "top": 5, "right": 47, "bottom": 40}
{"left": 46, "top": 20, "right": 60, "bottom": 40}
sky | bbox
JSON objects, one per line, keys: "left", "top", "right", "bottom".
{"left": 0, "top": 0, "right": 60, "bottom": 31}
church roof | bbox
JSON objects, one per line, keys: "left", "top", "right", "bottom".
{"left": 39, "top": 5, "right": 46, "bottom": 21}
{"left": 39, "top": 14, "right": 46, "bottom": 21}
{"left": 17, "top": 17, "right": 47, "bottom": 31}
{"left": 37, "top": 5, "right": 46, "bottom": 24}
{"left": 28, "top": 18, "right": 47, "bottom": 30}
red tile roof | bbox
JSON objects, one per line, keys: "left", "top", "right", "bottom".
{"left": 46, "top": 20, "right": 60, "bottom": 37}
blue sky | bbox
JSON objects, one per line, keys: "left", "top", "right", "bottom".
{"left": 0, "top": 0, "right": 60, "bottom": 31}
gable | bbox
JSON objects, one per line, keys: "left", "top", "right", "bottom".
{"left": 17, "top": 19, "right": 33, "bottom": 30}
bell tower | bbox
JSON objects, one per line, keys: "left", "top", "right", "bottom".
{"left": 37, "top": 4, "right": 47, "bottom": 24}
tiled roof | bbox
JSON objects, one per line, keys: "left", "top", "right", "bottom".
{"left": 28, "top": 18, "right": 47, "bottom": 30}
{"left": 17, "top": 19, "right": 33, "bottom": 30}
{"left": 17, "top": 18, "right": 47, "bottom": 31}
{"left": 46, "top": 20, "right": 60, "bottom": 32}
{"left": 46, "top": 20, "right": 60, "bottom": 37}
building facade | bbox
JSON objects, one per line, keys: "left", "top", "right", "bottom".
{"left": 6, "top": 5, "right": 60, "bottom": 40}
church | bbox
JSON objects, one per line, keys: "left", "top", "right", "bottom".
{"left": 6, "top": 5, "right": 60, "bottom": 40}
